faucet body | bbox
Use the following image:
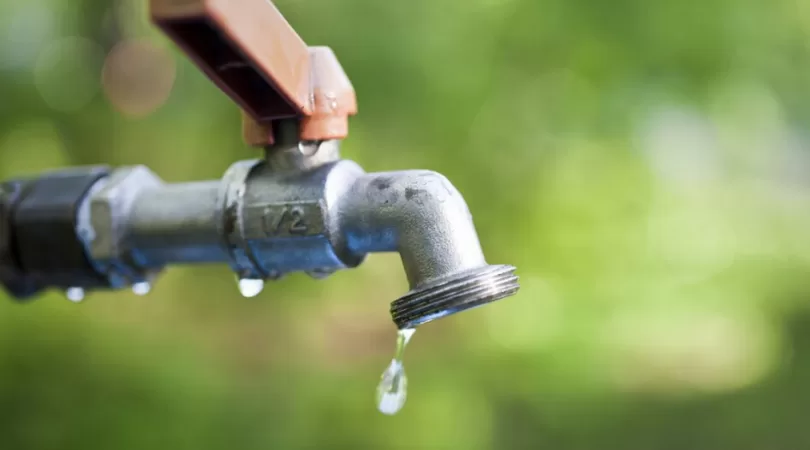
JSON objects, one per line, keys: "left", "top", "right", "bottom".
{"left": 85, "top": 144, "right": 486, "bottom": 286}
{"left": 0, "top": 134, "right": 517, "bottom": 328}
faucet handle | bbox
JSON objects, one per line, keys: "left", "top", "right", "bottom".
{"left": 150, "top": 0, "right": 356, "bottom": 145}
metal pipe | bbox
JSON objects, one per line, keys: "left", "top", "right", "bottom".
{"left": 128, "top": 181, "right": 226, "bottom": 266}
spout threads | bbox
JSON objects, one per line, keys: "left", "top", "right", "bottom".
{"left": 390, "top": 265, "right": 519, "bottom": 329}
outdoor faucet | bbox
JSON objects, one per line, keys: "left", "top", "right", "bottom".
{"left": 0, "top": 0, "right": 519, "bottom": 329}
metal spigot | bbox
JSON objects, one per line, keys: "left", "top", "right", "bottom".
{"left": 0, "top": 0, "right": 519, "bottom": 329}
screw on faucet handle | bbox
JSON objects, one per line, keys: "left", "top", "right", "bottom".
{"left": 150, "top": 0, "right": 357, "bottom": 145}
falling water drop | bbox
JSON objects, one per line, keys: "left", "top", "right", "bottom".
{"left": 132, "top": 281, "right": 151, "bottom": 296}
{"left": 66, "top": 287, "right": 85, "bottom": 303}
{"left": 238, "top": 278, "right": 264, "bottom": 298}
{"left": 376, "top": 328, "right": 416, "bottom": 415}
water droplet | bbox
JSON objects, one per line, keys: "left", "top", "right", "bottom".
{"left": 238, "top": 278, "right": 264, "bottom": 298}
{"left": 132, "top": 281, "right": 151, "bottom": 296}
{"left": 66, "top": 287, "right": 85, "bottom": 303}
{"left": 306, "top": 268, "right": 334, "bottom": 280}
{"left": 376, "top": 328, "right": 415, "bottom": 415}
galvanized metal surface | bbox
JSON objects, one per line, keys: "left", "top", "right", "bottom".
{"left": 11, "top": 148, "right": 518, "bottom": 327}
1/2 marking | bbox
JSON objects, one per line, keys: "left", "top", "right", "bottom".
{"left": 264, "top": 205, "right": 309, "bottom": 235}
{"left": 242, "top": 202, "right": 324, "bottom": 239}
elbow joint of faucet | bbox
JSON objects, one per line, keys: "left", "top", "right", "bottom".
{"left": 338, "top": 170, "right": 519, "bottom": 329}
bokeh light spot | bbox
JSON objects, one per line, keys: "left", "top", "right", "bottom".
{"left": 102, "top": 40, "right": 176, "bottom": 118}
{"left": 33, "top": 37, "right": 104, "bottom": 112}
{"left": 605, "top": 306, "right": 779, "bottom": 394}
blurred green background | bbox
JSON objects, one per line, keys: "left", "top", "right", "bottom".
{"left": 2, "top": 0, "right": 810, "bottom": 448}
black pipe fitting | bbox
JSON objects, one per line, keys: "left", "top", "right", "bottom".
{"left": 0, "top": 166, "right": 111, "bottom": 298}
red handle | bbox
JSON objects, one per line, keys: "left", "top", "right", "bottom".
{"left": 151, "top": 0, "right": 356, "bottom": 144}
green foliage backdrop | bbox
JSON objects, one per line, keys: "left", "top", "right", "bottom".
{"left": 2, "top": 0, "right": 810, "bottom": 448}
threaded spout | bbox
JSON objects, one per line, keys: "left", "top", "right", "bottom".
{"left": 391, "top": 265, "right": 519, "bottom": 329}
